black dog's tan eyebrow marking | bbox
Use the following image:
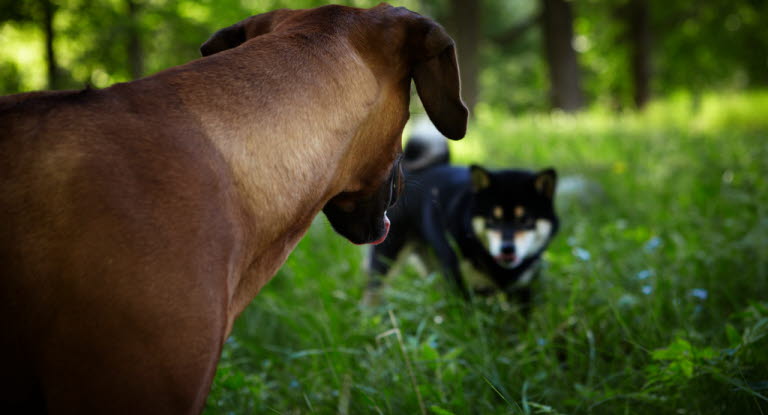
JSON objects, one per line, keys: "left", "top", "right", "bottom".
{"left": 515, "top": 206, "right": 525, "bottom": 218}
{"left": 493, "top": 206, "right": 503, "bottom": 219}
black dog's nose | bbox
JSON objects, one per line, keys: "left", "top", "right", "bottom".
{"left": 501, "top": 243, "right": 515, "bottom": 255}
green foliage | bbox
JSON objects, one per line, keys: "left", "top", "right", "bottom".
{"left": 649, "top": 0, "right": 768, "bottom": 90}
{"left": 203, "top": 91, "right": 768, "bottom": 414}
{"left": 2, "top": 0, "right": 766, "bottom": 110}
{"left": 0, "top": 0, "right": 420, "bottom": 92}
{"left": 566, "top": 0, "right": 768, "bottom": 110}
{"left": 646, "top": 338, "right": 717, "bottom": 386}
{"left": 0, "top": 61, "right": 22, "bottom": 92}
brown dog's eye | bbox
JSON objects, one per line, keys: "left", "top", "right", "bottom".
{"left": 387, "top": 157, "right": 404, "bottom": 209}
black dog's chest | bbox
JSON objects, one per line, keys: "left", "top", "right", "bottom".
{"left": 368, "top": 163, "right": 558, "bottom": 303}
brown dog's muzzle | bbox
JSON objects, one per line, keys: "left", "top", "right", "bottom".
{"left": 323, "top": 157, "right": 403, "bottom": 245}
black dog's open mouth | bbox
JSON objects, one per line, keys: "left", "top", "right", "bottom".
{"left": 495, "top": 253, "right": 517, "bottom": 265}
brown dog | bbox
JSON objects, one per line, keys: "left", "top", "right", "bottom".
{"left": 0, "top": 4, "right": 467, "bottom": 414}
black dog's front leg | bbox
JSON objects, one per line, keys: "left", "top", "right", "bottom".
{"left": 506, "top": 286, "right": 532, "bottom": 318}
{"left": 420, "top": 208, "right": 471, "bottom": 300}
{"left": 501, "top": 262, "right": 541, "bottom": 317}
{"left": 433, "top": 242, "right": 470, "bottom": 300}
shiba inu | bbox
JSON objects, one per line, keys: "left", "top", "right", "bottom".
{"left": 366, "top": 124, "right": 558, "bottom": 308}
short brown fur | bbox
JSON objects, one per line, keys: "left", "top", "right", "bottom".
{"left": 0, "top": 4, "right": 466, "bottom": 414}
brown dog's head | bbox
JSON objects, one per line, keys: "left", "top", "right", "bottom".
{"left": 200, "top": 4, "right": 467, "bottom": 244}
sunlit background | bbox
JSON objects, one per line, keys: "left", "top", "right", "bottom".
{"left": 2, "top": 0, "right": 766, "bottom": 112}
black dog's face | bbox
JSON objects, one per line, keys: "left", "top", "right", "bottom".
{"left": 322, "top": 158, "right": 403, "bottom": 245}
{"left": 469, "top": 166, "right": 558, "bottom": 269}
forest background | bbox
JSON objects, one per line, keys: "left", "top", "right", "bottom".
{"left": 2, "top": 1, "right": 767, "bottom": 414}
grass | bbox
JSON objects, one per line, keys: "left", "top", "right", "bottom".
{"left": 204, "top": 91, "right": 768, "bottom": 414}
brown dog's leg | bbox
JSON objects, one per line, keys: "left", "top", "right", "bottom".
{"left": 39, "top": 307, "right": 223, "bottom": 415}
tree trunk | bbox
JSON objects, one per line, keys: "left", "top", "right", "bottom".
{"left": 41, "top": 0, "right": 59, "bottom": 89}
{"left": 541, "top": 0, "right": 584, "bottom": 112}
{"left": 628, "top": 0, "right": 651, "bottom": 109}
{"left": 127, "top": 0, "right": 144, "bottom": 80}
{"left": 447, "top": 0, "right": 480, "bottom": 115}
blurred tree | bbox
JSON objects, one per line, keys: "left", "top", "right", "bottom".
{"left": 651, "top": 0, "right": 768, "bottom": 92}
{"left": 577, "top": 0, "right": 768, "bottom": 111}
{"left": 541, "top": 0, "right": 584, "bottom": 112}
{"left": 445, "top": 0, "right": 480, "bottom": 114}
{"left": 482, "top": 0, "right": 546, "bottom": 112}
{"left": 622, "top": 0, "right": 651, "bottom": 109}
{"left": 126, "top": 0, "right": 143, "bottom": 79}
{"left": 40, "top": 0, "right": 60, "bottom": 89}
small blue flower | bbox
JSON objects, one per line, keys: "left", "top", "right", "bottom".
{"left": 689, "top": 288, "right": 708, "bottom": 300}
{"left": 537, "top": 338, "right": 547, "bottom": 346}
{"left": 289, "top": 380, "right": 300, "bottom": 389}
{"left": 635, "top": 269, "right": 653, "bottom": 280}
{"left": 573, "top": 247, "right": 591, "bottom": 261}
{"left": 644, "top": 237, "right": 662, "bottom": 252}
{"left": 617, "top": 294, "right": 639, "bottom": 308}
{"left": 641, "top": 285, "right": 653, "bottom": 295}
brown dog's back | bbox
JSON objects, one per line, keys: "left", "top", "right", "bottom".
{"left": 0, "top": 4, "right": 467, "bottom": 413}
{"left": 0, "top": 84, "right": 241, "bottom": 412}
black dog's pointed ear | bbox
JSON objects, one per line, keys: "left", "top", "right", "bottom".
{"left": 470, "top": 165, "right": 491, "bottom": 192}
{"left": 534, "top": 168, "right": 557, "bottom": 199}
{"left": 413, "top": 23, "right": 468, "bottom": 140}
{"left": 200, "top": 9, "right": 291, "bottom": 57}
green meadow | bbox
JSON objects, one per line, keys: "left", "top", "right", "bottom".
{"left": 205, "top": 91, "right": 768, "bottom": 414}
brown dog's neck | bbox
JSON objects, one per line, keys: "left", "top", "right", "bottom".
{"left": 150, "top": 35, "right": 405, "bottom": 323}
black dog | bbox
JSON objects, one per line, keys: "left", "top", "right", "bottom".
{"left": 366, "top": 125, "right": 559, "bottom": 308}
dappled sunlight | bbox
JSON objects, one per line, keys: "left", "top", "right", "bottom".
{"left": 0, "top": 24, "right": 46, "bottom": 90}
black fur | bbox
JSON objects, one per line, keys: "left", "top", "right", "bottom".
{"left": 368, "top": 136, "right": 559, "bottom": 309}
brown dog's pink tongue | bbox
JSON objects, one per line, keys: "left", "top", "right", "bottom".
{"left": 369, "top": 215, "right": 391, "bottom": 245}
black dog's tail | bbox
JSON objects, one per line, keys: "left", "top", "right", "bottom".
{"left": 403, "top": 116, "right": 450, "bottom": 172}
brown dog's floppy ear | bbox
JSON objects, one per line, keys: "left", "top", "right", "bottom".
{"left": 413, "top": 24, "right": 469, "bottom": 141}
{"left": 534, "top": 168, "right": 557, "bottom": 199}
{"left": 200, "top": 10, "right": 289, "bottom": 57}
